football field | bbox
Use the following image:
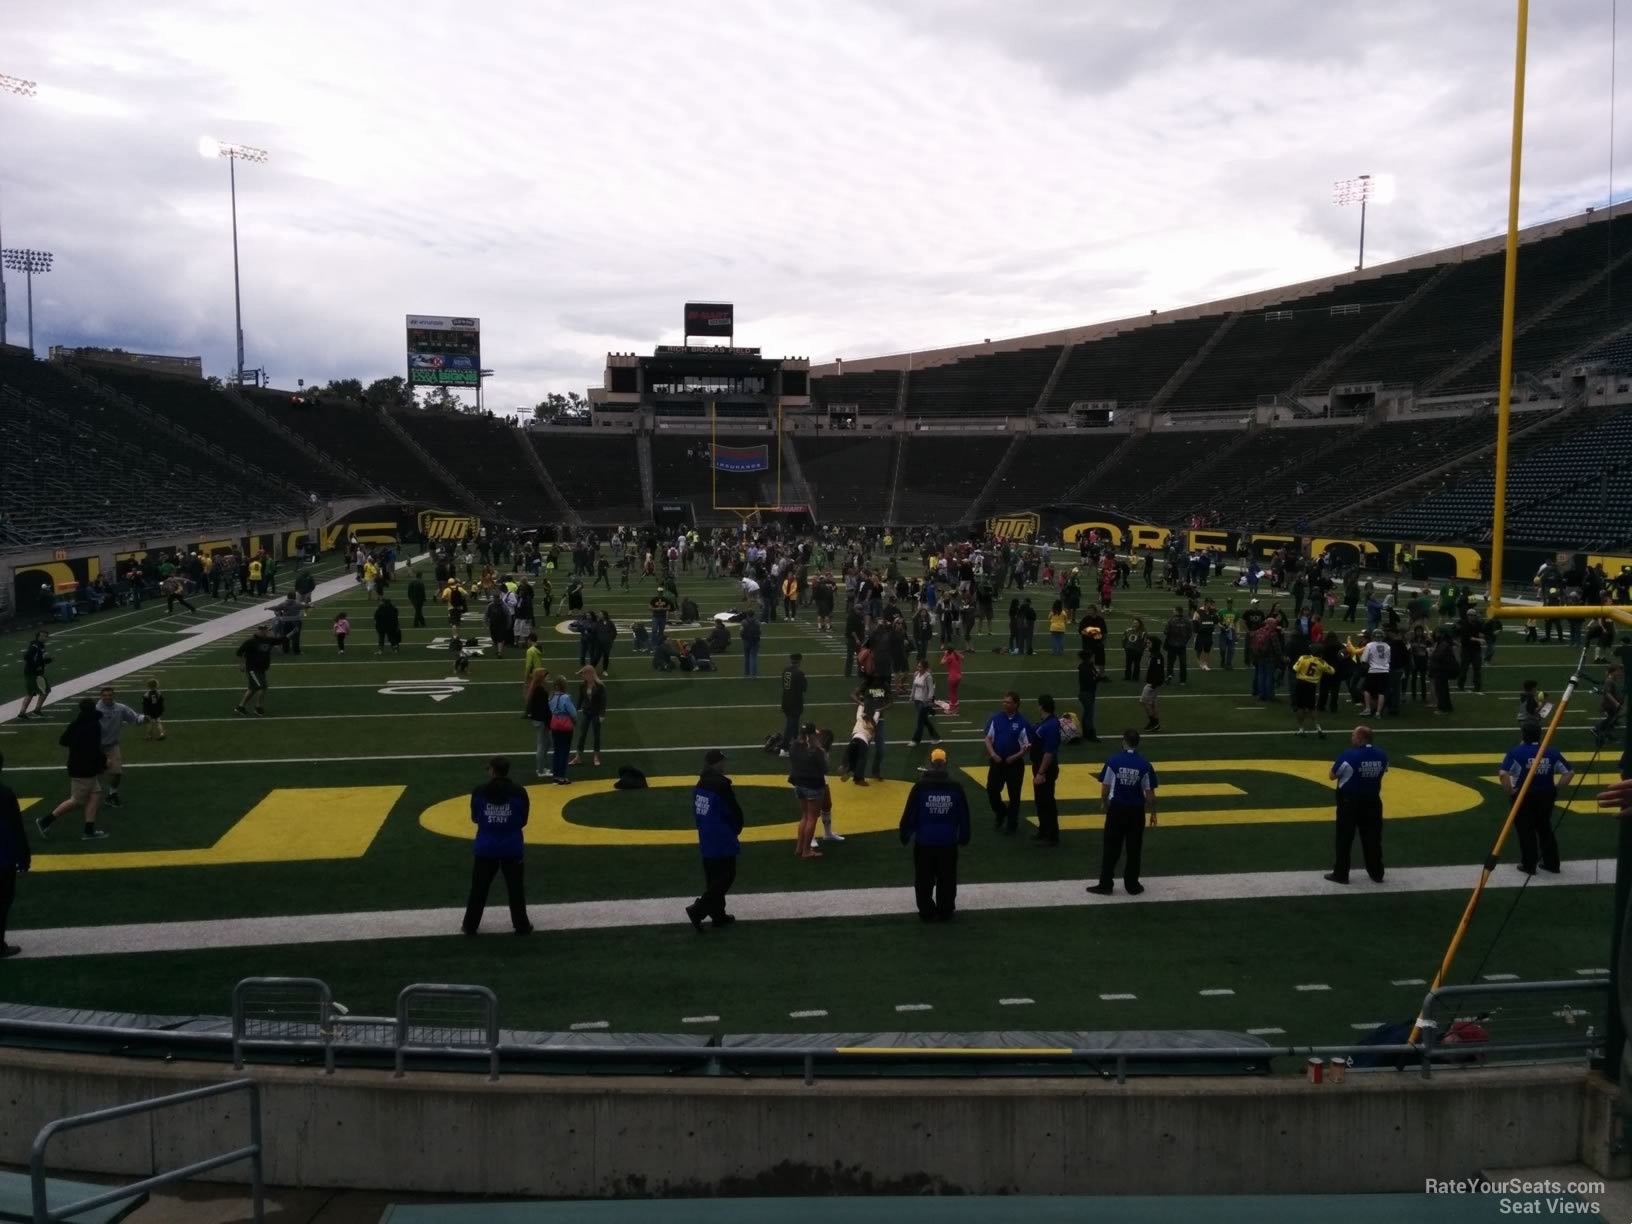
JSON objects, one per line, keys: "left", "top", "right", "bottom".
{"left": 0, "top": 558, "right": 1621, "bottom": 1043}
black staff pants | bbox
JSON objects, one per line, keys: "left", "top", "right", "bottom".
{"left": 462, "top": 856, "right": 531, "bottom": 933}
{"left": 694, "top": 856, "right": 737, "bottom": 921}
{"left": 987, "top": 760, "right": 1024, "bottom": 831}
{"left": 913, "top": 843, "right": 958, "bottom": 919}
{"left": 1332, "top": 794, "right": 1384, "bottom": 882}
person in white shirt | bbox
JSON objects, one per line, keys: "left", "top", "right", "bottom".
{"left": 909, "top": 657, "right": 940, "bottom": 745}
{"left": 1359, "top": 629, "right": 1391, "bottom": 718}
{"left": 740, "top": 576, "right": 760, "bottom": 601}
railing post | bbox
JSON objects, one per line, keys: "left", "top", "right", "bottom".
{"left": 248, "top": 1082, "right": 265, "bottom": 1224}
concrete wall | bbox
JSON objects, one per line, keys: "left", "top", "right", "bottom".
{"left": 0, "top": 1049, "right": 1604, "bottom": 1196}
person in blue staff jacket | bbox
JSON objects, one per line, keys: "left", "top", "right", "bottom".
{"left": 1500, "top": 724, "right": 1572, "bottom": 875}
{"left": 1087, "top": 729, "right": 1159, "bottom": 896}
{"left": 899, "top": 748, "right": 972, "bottom": 921}
{"left": 686, "top": 749, "right": 744, "bottom": 931}
{"left": 461, "top": 756, "right": 534, "bottom": 935}
{"left": 1325, "top": 725, "right": 1389, "bottom": 885}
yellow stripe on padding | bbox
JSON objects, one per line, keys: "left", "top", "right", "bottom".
{"left": 835, "top": 1047, "right": 1075, "bottom": 1056}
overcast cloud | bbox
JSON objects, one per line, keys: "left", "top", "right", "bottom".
{"left": 2, "top": 0, "right": 1627, "bottom": 410}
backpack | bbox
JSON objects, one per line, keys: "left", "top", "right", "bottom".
{"left": 631, "top": 624, "right": 650, "bottom": 652}
{"left": 763, "top": 733, "right": 785, "bottom": 754}
{"left": 681, "top": 598, "right": 699, "bottom": 622}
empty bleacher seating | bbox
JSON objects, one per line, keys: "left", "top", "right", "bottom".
{"left": 1166, "top": 269, "right": 1437, "bottom": 410}
{"left": 2, "top": 356, "right": 294, "bottom": 547}
{"left": 979, "top": 432, "right": 1108, "bottom": 512}
{"left": 395, "top": 411, "right": 556, "bottom": 521}
{"left": 1368, "top": 406, "right": 1632, "bottom": 545}
{"left": 892, "top": 435, "right": 1008, "bottom": 522}
{"left": 76, "top": 363, "right": 356, "bottom": 497}
{"left": 810, "top": 369, "right": 899, "bottom": 416}
{"left": 1045, "top": 318, "right": 1218, "bottom": 410}
{"left": 249, "top": 390, "right": 459, "bottom": 505}
{"left": 796, "top": 433, "right": 895, "bottom": 521}
{"left": 904, "top": 347, "right": 1062, "bottom": 416}
{"left": 530, "top": 432, "right": 644, "bottom": 524}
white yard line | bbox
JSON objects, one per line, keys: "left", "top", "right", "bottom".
{"left": 1, "top": 557, "right": 428, "bottom": 724}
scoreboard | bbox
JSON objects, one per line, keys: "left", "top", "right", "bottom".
{"left": 406, "top": 315, "right": 481, "bottom": 387}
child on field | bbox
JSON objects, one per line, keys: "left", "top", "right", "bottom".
{"left": 450, "top": 634, "right": 473, "bottom": 678}
{"left": 334, "top": 611, "right": 351, "bottom": 653}
{"left": 141, "top": 679, "right": 166, "bottom": 741}
{"left": 939, "top": 644, "right": 964, "bottom": 713}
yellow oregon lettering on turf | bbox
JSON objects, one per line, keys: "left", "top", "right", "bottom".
{"left": 957, "top": 761, "right": 1482, "bottom": 830}
{"left": 29, "top": 786, "right": 403, "bottom": 873}
{"left": 418, "top": 776, "right": 914, "bottom": 846}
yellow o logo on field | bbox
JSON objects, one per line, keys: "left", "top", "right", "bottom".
{"left": 417, "top": 760, "right": 1485, "bottom": 846}
{"left": 419, "top": 776, "right": 915, "bottom": 847}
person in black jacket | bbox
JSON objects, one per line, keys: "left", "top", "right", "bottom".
{"left": 779, "top": 653, "right": 807, "bottom": 751}
{"left": 36, "top": 699, "right": 109, "bottom": 841}
{"left": 788, "top": 722, "right": 829, "bottom": 858}
{"left": 0, "top": 752, "right": 31, "bottom": 957}
{"left": 570, "top": 666, "right": 608, "bottom": 767}
{"left": 19, "top": 630, "right": 52, "bottom": 720}
{"left": 375, "top": 596, "right": 402, "bottom": 655}
{"left": 898, "top": 749, "right": 971, "bottom": 921}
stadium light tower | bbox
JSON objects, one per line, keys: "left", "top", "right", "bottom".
{"left": 1333, "top": 174, "right": 1395, "bottom": 270}
{"left": 198, "top": 137, "right": 268, "bottom": 384}
{"left": 1, "top": 248, "right": 52, "bottom": 356}
{"left": 0, "top": 73, "right": 39, "bottom": 348}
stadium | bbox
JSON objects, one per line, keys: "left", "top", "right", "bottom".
{"left": 2, "top": 3, "right": 1632, "bottom": 1222}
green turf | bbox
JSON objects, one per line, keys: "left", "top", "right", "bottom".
{"left": 1, "top": 560, "right": 1623, "bottom": 1042}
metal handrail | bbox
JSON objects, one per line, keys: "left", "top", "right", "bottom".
{"left": 30, "top": 1078, "right": 264, "bottom": 1224}
{"left": 231, "top": 976, "right": 335, "bottom": 1074}
{"left": 394, "top": 984, "right": 500, "bottom": 1082}
{"left": 0, "top": 977, "right": 1605, "bottom": 1088}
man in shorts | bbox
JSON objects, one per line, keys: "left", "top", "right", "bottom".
{"left": 93, "top": 687, "right": 144, "bottom": 808}
{"left": 234, "top": 625, "right": 275, "bottom": 716}
{"left": 18, "top": 630, "right": 51, "bottom": 720}
{"left": 1359, "top": 628, "right": 1392, "bottom": 718}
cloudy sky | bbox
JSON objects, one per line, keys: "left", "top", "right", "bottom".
{"left": 3, "top": 0, "right": 1627, "bottom": 410}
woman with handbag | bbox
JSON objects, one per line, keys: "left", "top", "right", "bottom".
{"left": 545, "top": 676, "right": 578, "bottom": 784}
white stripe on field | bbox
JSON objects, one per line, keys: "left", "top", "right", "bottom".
{"left": 1246, "top": 1027, "right": 1285, "bottom": 1036}
{"left": 1099, "top": 993, "right": 1137, "bottom": 1001}
{"left": 7, "top": 860, "right": 1615, "bottom": 961}
{"left": 1392, "top": 978, "right": 1427, "bottom": 986}
{"left": 789, "top": 1009, "right": 828, "bottom": 1019}
{"left": 682, "top": 1015, "right": 720, "bottom": 1024}
{"left": 998, "top": 998, "right": 1034, "bottom": 1006}
{"left": 1295, "top": 984, "right": 1331, "bottom": 992}
{"left": 569, "top": 1021, "right": 609, "bottom": 1031}
{"left": 1198, "top": 988, "right": 1235, "bottom": 997}
{"left": 894, "top": 1003, "right": 933, "bottom": 1013}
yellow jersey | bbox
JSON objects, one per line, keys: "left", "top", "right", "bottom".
{"left": 1292, "top": 654, "right": 1334, "bottom": 684}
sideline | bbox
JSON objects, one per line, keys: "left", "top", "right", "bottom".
{"left": 0, "top": 556, "right": 427, "bottom": 724}
{"left": 6, "top": 858, "right": 1614, "bottom": 959}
